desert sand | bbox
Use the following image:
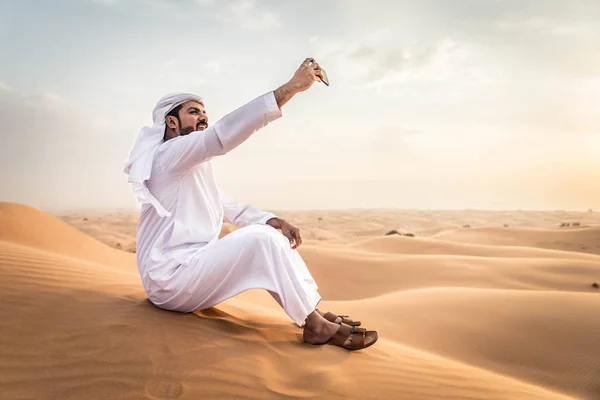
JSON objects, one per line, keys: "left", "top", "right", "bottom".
{"left": 1, "top": 201, "right": 599, "bottom": 399}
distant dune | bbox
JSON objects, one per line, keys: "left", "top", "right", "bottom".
{"left": 433, "top": 225, "right": 600, "bottom": 255}
{"left": 1, "top": 202, "right": 599, "bottom": 399}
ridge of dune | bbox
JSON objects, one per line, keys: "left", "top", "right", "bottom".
{"left": 298, "top": 245, "right": 600, "bottom": 300}
{"left": 0, "top": 202, "right": 134, "bottom": 266}
{"left": 347, "top": 234, "right": 600, "bottom": 261}
{"left": 433, "top": 225, "right": 600, "bottom": 255}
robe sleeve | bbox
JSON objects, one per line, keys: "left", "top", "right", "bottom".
{"left": 157, "top": 91, "right": 282, "bottom": 175}
{"left": 218, "top": 184, "right": 277, "bottom": 228}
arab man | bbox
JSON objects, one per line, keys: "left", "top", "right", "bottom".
{"left": 124, "top": 58, "right": 377, "bottom": 350}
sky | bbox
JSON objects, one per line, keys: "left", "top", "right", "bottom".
{"left": 0, "top": 0, "right": 599, "bottom": 211}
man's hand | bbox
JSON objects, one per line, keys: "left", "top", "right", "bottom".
{"left": 274, "top": 58, "right": 324, "bottom": 108}
{"left": 287, "top": 58, "right": 323, "bottom": 93}
{"left": 266, "top": 217, "right": 303, "bottom": 250}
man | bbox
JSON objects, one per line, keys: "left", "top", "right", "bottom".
{"left": 124, "top": 58, "right": 377, "bottom": 350}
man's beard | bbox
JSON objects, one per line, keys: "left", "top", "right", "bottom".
{"left": 179, "top": 125, "right": 195, "bottom": 136}
{"left": 180, "top": 123, "right": 208, "bottom": 136}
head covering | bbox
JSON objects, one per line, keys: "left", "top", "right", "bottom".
{"left": 123, "top": 92, "right": 204, "bottom": 217}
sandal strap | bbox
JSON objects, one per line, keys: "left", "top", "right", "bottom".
{"left": 348, "top": 328, "right": 365, "bottom": 350}
{"left": 351, "top": 326, "right": 367, "bottom": 334}
{"left": 325, "top": 324, "right": 372, "bottom": 350}
{"left": 323, "top": 312, "right": 361, "bottom": 327}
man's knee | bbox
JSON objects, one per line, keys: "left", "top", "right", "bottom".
{"left": 245, "top": 224, "right": 289, "bottom": 248}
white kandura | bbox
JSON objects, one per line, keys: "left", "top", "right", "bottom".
{"left": 126, "top": 91, "right": 321, "bottom": 326}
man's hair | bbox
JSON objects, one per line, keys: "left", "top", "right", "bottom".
{"left": 164, "top": 104, "right": 183, "bottom": 136}
{"left": 167, "top": 104, "right": 183, "bottom": 120}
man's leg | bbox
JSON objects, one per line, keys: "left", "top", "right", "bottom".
{"left": 155, "top": 224, "right": 377, "bottom": 349}
{"left": 158, "top": 224, "right": 321, "bottom": 326}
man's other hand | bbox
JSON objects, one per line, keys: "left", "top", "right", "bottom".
{"left": 266, "top": 217, "right": 303, "bottom": 249}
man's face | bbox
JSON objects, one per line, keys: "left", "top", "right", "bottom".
{"left": 170, "top": 100, "right": 208, "bottom": 136}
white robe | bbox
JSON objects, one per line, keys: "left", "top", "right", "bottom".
{"left": 135, "top": 91, "right": 321, "bottom": 326}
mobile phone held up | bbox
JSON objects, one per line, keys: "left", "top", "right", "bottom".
{"left": 310, "top": 60, "right": 329, "bottom": 86}
{"left": 320, "top": 67, "right": 329, "bottom": 86}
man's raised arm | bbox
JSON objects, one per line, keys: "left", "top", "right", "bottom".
{"left": 157, "top": 58, "right": 325, "bottom": 175}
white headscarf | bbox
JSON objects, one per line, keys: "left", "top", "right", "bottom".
{"left": 123, "top": 92, "right": 204, "bottom": 217}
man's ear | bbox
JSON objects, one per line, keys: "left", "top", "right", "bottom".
{"left": 165, "top": 116, "right": 179, "bottom": 130}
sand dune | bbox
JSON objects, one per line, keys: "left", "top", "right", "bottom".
{"left": 1, "top": 202, "right": 135, "bottom": 268}
{"left": 299, "top": 245, "right": 599, "bottom": 300}
{"left": 434, "top": 226, "right": 600, "bottom": 255}
{"left": 2, "top": 202, "right": 599, "bottom": 399}
{"left": 346, "top": 234, "right": 600, "bottom": 265}
{"left": 328, "top": 288, "right": 600, "bottom": 400}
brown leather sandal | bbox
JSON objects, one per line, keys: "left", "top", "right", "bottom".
{"left": 326, "top": 323, "right": 378, "bottom": 351}
{"left": 323, "top": 312, "right": 361, "bottom": 327}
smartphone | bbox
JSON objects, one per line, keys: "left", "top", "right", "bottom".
{"left": 311, "top": 60, "right": 329, "bottom": 86}
{"left": 319, "top": 67, "right": 329, "bottom": 86}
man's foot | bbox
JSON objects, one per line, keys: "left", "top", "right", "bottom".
{"left": 303, "top": 315, "right": 340, "bottom": 344}
{"left": 303, "top": 312, "right": 377, "bottom": 350}
{"left": 304, "top": 321, "right": 377, "bottom": 350}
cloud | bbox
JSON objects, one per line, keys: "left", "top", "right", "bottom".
{"left": 95, "top": 0, "right": 216, "bottom": 16}
{"left": 355, "top": 124, "right": 425, "bottom": 178}
{"left": 228, "top": 0, "right": 282, "bottom": 31}
{"left": 0, "top": 86, "right": 66, "bottom": 112}
{"left": 496, "top": 16, "right": 599, "bottom": 37}
{"left": 0, "top": 88, "right": 102, "bottom": 164}
{"left": 314, "top": 34, "right": 495, "bottom": 89}
{"left": 91, "top": 0, "right": 119, "bottom": 5}
{"left": 347, "top": 45, "right": 376, "bottom": 61}
{"left": 95, "top": 0, "right": 280, "bottom": 31}
{"left": 204, "top": 60, "right": 221, "bottom": 73}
